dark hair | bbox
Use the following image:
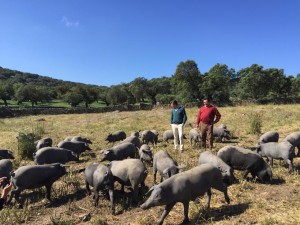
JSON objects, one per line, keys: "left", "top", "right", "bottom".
{"left": 203, "top": 96, "right": 212, "bottom": 101}
{"left": 170, "top": 100, "right": 178, "bottom": 105}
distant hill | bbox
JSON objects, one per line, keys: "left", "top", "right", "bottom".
{"left": 0, "top": 66, "right": 106, "bottom": 88}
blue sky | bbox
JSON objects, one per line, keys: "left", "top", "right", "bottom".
{"left": 0, "top": 0, "right": 299, "bottom": 87}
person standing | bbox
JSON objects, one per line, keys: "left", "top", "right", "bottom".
{"left": 170, "top": 100, "right": 187, "bottom": 152}
{"left": 196, "top": 97, "right": 221, "bottom": 150}
{"left": 171, "top": 100, "right": 187, "bottom": 152}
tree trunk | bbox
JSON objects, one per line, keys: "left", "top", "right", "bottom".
{"left": 3, "top": 99, "right": 8, "bottom": 107}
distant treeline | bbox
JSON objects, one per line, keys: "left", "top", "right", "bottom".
{"left": 1, "top": 61, "right": 300, "bottom": 108}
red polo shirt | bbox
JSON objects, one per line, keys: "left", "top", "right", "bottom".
{"left": 196, "top": 105, "right": 221, "bottom": 126}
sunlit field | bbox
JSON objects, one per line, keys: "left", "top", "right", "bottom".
{"left": 0, "top": 104, "right": 300, "bottom": 225}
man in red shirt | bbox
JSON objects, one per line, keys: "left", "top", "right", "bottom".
{"left": 196, "top": 97, "right": 221, "bottom": 150}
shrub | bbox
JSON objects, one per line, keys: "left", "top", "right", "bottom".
{"left": 17, "top": 132, "right": 35, "bottom": 160}
{"left": 248, "top": 113, "right": 262, "bottom": 135}
{"left": 33, "top": 120, "right": 45, "bottom": 139}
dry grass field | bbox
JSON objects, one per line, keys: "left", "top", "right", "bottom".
{"left": 0, "top": 104, "right": 300, "bottom": 225}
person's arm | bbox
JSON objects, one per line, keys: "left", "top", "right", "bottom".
{"left": 170, "top": 110, "right": 173, "bottom": 124}
{"left": 0, "top": 179, "right": 13, "bottom": 210}
{"left": 214, "top": 108, "right": 221, "bottom": 124}
{"left": 195, "top": 109, "right": 201, "bottom": 128}
{"left": 182, "top": 108, "right": 187, "bottom": 125}
{"left": 0, "top": 177, "right": 12, "bottom": 210}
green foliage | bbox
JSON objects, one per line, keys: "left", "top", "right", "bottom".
{"left": 107, "top": 84, "right": 129, "bottom": 105}
{"left": 172, "top": 60, "right": 202, "bottom": 103}
{"left": 15, "top": 84, "right": 52, "bottom": 107}
{"left": 17, "top": 132, "right": 36, "bottom": 160}
{"left": 199, "top": 63, "right": 233, "bottom": 104}
{"left": 0, "top": 80, "right": 14, "bottom": 106}
{"left": 1, "top": 63, "right": 300, "bottom": 107}
{"left": 63, "top": 91, "right": 84, "bottom": 107}
{"left": 147, "top": 77, "right": 172, "bottom": 105}
{"left": 156, "top": 94, "right": 175, "bottom": 104}
{"left": 129, "top": 77, "right": 148, "bottom": 102}
{"left": 248, "top": 113, "right": 262, "bottom": 135}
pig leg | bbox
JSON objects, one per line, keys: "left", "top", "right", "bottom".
{"left": 205, "top": 188, "right": 212, "bottom": 209}
{"left": 286, "top": 159, "right": 294, "bottom": 173}
{"left": 94, "top": 189, "right": 99, "bottom": 206}
{"left": 269, "top": 158, "right": 274, "bottom": 167}
{"left": 85, "top": 180, "right": 91, "bottom": 195}
{"left": 182, "top": 201, "right": 190, "bottom": 224}
{"left": 7, "top": 189, "right": 16, "bottom": 204}
{"left": 243, "top": 170, "right": 250, "bottom": 179}
{"left": 108, "top": 188, "right": 115, "bottom": 215}
{"left": 153, "top": 168, "right": 157, "bottom": 184}
{"left": 160, "top": 176, "right": 164, "bottom": 183}
{"left": 212, "top": 181, "right": 230, "bottom": 204}
{"left": 8, "top": 189, "right": 21, "bottom": 206}
{"left": 158, "top": 203, "right": 176, "bottom": 225}
{"left": 45, "top": 184, "right": 53, "bottom": 202}
{"left": 13, "top": 190, "right": 23, "bottom": 208}
{"left": 131, "top": 185, "right": 139, "bottom": 205}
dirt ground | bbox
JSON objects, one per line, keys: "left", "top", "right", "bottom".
{"left": 1, "top": 107, "right": 300, "bottom": 225}
{"left": 3, "top": 156, "right": 299, "bottom": 225}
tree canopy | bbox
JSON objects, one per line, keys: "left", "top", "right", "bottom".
{"left": 0, "top": 62, "right": 299, "bottom": 107}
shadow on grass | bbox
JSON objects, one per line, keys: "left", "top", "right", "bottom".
{"left": 9, "top": 187, "right": 86, "bottom": 209}
{"left": 113, "top": 185, "right": 150, "bottom": 215}
{"left": 46, "top": 189, "right": 87, "bottom": 208}
{"left": 220, "top": 140, "right": 239, "bottom": 144}
{"left": 242, "top": 176, "right": 285, "bottom": 185}
{"left": 270, "top": 177, "right": 286, "bottom": 185}
{"left": 190, "top": 202, "right": 250, "bottom": 224}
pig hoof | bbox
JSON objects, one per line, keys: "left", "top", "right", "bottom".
{"left": 180, "top": 219, "right": 190, "bottom": 224}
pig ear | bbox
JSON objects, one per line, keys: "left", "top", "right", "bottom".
{"left": 162, "top": 168, "right": 170, "bottom": 175}
{"left": 145, "top": 185, "right": 155, "bottom": 196}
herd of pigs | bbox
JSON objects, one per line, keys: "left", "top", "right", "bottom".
{"left": 0, "top": 126, "right": 300, "bottom": 225}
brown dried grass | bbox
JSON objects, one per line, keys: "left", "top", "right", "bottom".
{"left": 0, "top": 104, "right": 300, "bottom": 224}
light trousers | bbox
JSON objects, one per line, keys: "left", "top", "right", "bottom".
{"left": 171, "top": 123, "right": 184, "bottom": 151}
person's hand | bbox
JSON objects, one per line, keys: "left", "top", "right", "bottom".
{"left": 2, "top": 182, "right": 13, "bottom": 200}
{"left": 3, "top": 183, "right": 12, "bottom": 196}
{"left": 0, "top": 177, "right": 6, "bottom": 186}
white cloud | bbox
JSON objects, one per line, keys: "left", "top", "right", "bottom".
{"left": 61, "top": 16, "right": 79, "bottom": 27}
